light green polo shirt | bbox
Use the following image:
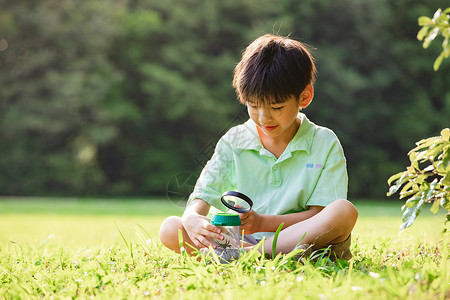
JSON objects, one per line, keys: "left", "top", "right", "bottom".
{"left": 188, "top": 113, "right": 348, "bottom": 240}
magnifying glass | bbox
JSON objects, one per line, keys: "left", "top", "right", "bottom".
{"left": 220, "top": 191, "right": 253, "bottom": 213}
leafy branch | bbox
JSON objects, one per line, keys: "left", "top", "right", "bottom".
{"left": 417, "top": 8, "right": 450, "bottom": 70}
{"left": 387, "top": 128, "right": 450, "bottom": 230}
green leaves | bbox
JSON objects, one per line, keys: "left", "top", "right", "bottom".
{"left": 400, "top": 199, "right": 424, "bottom": 230}
{"left": 388, "top": 128, "right": 450, "bottom": 230}
{"left": 417, "top": 8, "right": 450, "bottom": 70}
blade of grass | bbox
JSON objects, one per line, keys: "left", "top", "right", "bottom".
{"left": 135, "top": 224, "right": 154, "bottom": 254}
{"left": 115, "top": 222, "right": 134, "bottom": 263}
{"left": 178, "top": 229, "right": 186, "bottom": 253}
{"left": 294, "top": 232, "right": 307, "bottom": 248}
{"left": 272, "top": 223, "right": 284, "bottom": 258}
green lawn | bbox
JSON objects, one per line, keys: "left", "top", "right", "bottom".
{"left": 0, "top": 198, "right": 448, "bottom": 299}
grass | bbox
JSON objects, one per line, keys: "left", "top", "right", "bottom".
{"left": 0, "top": 197, "right": 448, "bottom": 299}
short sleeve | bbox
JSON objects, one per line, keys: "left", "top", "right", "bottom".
{"left": 188, "top": 137, "right": 236, "bottom": 211}
{"left": 306, "top": 140, "right": 348, "bottom": 207}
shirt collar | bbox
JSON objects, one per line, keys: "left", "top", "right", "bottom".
{"left": 236, "top": 113, "right": 315, "bottom": 155}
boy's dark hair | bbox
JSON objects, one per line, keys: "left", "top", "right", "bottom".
{"left": 233, "top": 34, "right": 317, "bottom": 105}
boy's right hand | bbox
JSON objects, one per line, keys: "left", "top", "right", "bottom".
{"left": 181, "top": 214, "right": 224, "bottom": 249}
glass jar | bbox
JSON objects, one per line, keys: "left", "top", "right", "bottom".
{"left": 210, "top": 212, "right": 241, "bottom": 249}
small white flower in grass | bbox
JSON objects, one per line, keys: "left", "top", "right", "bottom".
{"left": 369, "top": 272, "right": 380, "bottom": 278}
{"left": 146, "top": 238, "right": 152, "bottom": 244}
{"left": 351, "top": 286, "right": 362, "bottom": 291}
{"left": 260, "top": 281, "right": 266, "bottom": 286}
{"left": 414, "top": 273, "right": 424, "bottom": 281}
{"left": 296, "top": 275, "right": 304, "bottom": 282}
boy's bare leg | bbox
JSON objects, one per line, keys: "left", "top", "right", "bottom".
{"left": 161, "top": 199, "right": 357, "bottom": 257}
{"left": 250, "top": 199, "right": 358, "bottom": 256}
{"left": 159, "top": 216, "right": 199, "bottom": 255}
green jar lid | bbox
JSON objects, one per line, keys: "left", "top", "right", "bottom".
{"left": 211, "top": 212, "right": 241, "bottom": 226}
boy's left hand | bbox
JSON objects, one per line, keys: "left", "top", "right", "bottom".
{"left": 238, "top": 209, "right": 261, "bottom": 234}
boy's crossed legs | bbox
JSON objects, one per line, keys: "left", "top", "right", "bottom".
{"left": 159, "top": 199, "right": 358, "bottom": 259}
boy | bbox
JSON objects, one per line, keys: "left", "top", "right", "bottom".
{"left": 159, "top": 34, "right": 358, "bottom": 261}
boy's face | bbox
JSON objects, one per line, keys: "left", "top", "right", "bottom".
{"left": 246, "top": 85, "right": 314, "bottom": 142}
{"left": 246, "top": 95, "right": 302, "bottom": 141}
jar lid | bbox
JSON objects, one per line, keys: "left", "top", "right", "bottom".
{"left": 211, "top": 212, "right": 241, "bottom": 226}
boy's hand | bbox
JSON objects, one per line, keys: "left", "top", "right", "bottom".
{"left": 181, "top": 214, "right": 224, "bottom": 249}
{"left": 238, "top": 209, "right": 261, "bottom": 234}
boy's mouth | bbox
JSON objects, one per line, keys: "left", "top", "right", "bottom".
{"left": 262, "top": 125, "right": 278, "bottom": 131}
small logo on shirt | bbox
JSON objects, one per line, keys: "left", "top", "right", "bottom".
{"left": 306, "top": 164, "right": 322, "bottom": 169}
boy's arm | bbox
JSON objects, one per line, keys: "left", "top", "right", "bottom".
{"left": 239, "top": 206, "right": 324, "bottom": 234}
{"left": 182, "top": 198, "right": 225, "bottom": 249}
{"left": 183, "top": 198, "right": 211, "bottom": 217}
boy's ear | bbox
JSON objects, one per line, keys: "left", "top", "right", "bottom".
{"left": 298, "top": 84, "right": 314, "bottom": 109}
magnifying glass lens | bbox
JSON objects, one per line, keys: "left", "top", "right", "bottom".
{"left": 222, "top": 195, "right": 251, "bottom": 210}
{"left": 220, "top": 191, "right": 253, "bottom": 213}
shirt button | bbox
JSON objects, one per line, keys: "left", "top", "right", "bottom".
{"left": 273, "top": 165, "right": 278, "bottom": 170}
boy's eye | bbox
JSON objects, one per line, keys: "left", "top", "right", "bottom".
{"left": 271, "top": 106, "right": 284, "bottom": 110}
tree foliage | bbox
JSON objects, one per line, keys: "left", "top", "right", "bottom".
{"left": 0, "top": 0, "right": 449, "bottom": 198}
{"left": 388, "top": 129, "right": 450, "bottom": 229}
{"left": 417, "top": 8, "right": 450, "bottom": 70}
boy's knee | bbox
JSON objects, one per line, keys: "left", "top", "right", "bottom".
{"left": 335, "top": 199, "right": 358, "bottom": 221}
{"left": 327, "top": 199, "right": 358, "bottom": 232}
{"left": 159, "top": 216, "right": 183, "bottom": 249}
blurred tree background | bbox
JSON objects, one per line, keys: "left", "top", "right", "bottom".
{"left": 0, "top": 0, "right": 449, "bottom": 199}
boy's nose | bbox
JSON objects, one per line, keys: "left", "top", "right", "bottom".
{"left": 258, "top": 108, "right": 272, "bottom": 124}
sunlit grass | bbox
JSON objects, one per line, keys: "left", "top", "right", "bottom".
{"left": 0, "top": 198, "right": 448, "bottom": 299}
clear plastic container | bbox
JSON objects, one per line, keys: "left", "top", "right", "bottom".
{"left": 210, "top": 212, "right": 241, "bottom": 249}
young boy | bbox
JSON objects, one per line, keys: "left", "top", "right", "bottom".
{"left": 159, "top": 34, "right": 358, "bottom": 261}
